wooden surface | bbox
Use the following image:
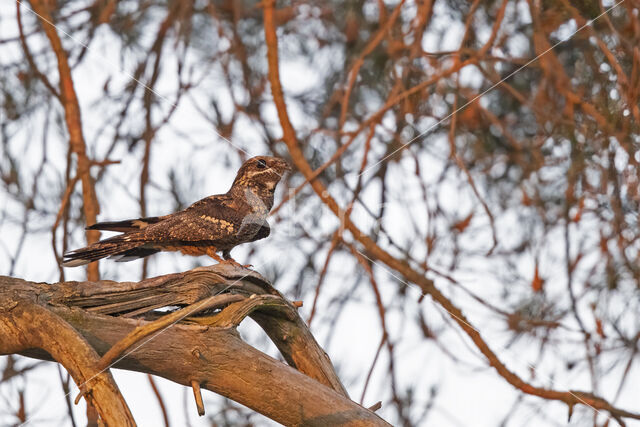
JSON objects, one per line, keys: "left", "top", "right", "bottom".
{"left": 0, "top": 264, "right": 390, "bottom": 426}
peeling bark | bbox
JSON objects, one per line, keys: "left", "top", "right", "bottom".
{"left": 0, "top": 265, "right": 390, "bottom": 426}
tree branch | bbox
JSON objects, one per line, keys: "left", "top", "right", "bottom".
{"left": 28, "top": 0, "right": 101, "bottom": 281}
{"left": 0, "top": 292, "right": 134, "bottom": 425}
{"left": 262, "top": 0, "right": 640, "bottom": 422}
{"left": 0, "top": 265, "right": 389, "bottom": 426}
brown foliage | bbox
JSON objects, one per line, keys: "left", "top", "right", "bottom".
{"left": 2, "top": 0, "right": 640, "bottom": 425}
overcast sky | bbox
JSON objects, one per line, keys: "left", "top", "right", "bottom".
{"left": 1, "top": 1, "right": 639, "bottom": 426}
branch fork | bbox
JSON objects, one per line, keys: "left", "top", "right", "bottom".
{"left": 1, "top": 265, "right": 389, "bottom": 426}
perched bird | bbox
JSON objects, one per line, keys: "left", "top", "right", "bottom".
{"left": 63, "top": 156, "right": 290, "bottom": 267}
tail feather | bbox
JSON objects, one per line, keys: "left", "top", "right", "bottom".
{"left": 86, "top": 216, "right": 165, "bottom": 232}
{"left": 62, "top": 238, "right": 146, "bottom": 267}
{"left": 109, "top": 247, "right": 160, "bottom": 262}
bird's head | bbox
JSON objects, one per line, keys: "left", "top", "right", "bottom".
{"left": 231, "top": 156, "right": 290, "bottom": 193}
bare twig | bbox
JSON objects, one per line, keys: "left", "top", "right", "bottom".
{"left": 190, "top": 380, "right": 205, "bottom": 416}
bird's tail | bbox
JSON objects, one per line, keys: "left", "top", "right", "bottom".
{"left": 62, "top": 236, "right": 152, "bottom": 267}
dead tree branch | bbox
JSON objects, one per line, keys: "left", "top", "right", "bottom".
{"left": 0, "top": 290, "right": 134, "bottom": 425}
{"left": 0, "top": 265, "right": 389, "bottom": 426}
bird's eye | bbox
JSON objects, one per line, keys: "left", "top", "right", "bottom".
{"left": 256, "top": 159, "right": 267, "bottom": 169}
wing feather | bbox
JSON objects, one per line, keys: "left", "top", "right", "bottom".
{"left": 140, "top": 195, "right": 261, "bottom": 247}
{"left": 87, "top": 216, "right": 167, "bottom": 232}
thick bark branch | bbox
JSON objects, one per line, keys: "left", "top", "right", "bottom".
{"left": 0, "top": 265, "right": 389, "bottom": 426}
{"left": 0, "top": 295, "right": 134, "bottom": 425}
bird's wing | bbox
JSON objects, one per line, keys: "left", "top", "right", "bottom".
{"left": 86, "top": 215, "right": 169, "bottom": 232}
{"left": 141, "top": 195, "right": 253, "bottom": 245}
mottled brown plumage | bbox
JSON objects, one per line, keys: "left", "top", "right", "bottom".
{"left": 63, "top": 156, "right": 290, "bottom": 267}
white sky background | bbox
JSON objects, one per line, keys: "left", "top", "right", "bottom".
{"left": 1, "top": 1, "right": 639, "bottom": 426}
